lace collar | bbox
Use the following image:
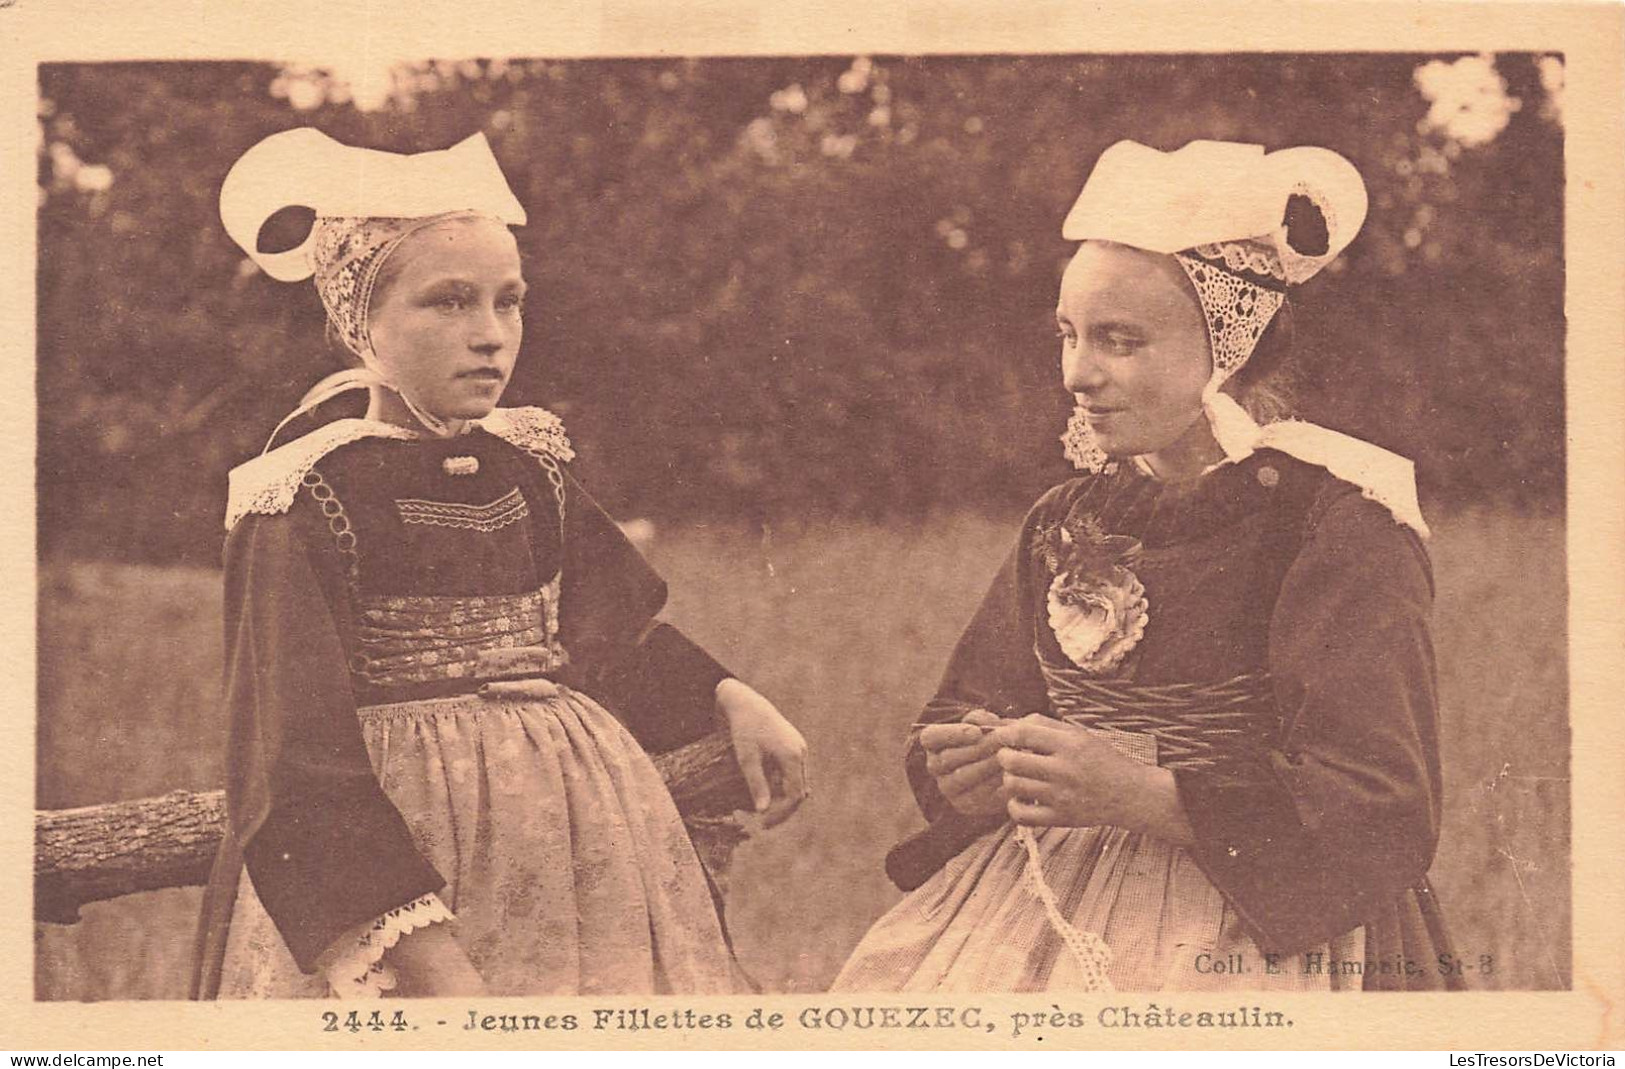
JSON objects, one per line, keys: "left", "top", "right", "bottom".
{"left": 225, "top": 407, "right": 572, "bottom": 530}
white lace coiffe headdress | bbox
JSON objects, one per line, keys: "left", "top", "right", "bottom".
{"left": 220, "top": 128, "right": 527, "bottom": 446}
{"left": 1057, "top": 139, "right": 1428, "bottom": 537}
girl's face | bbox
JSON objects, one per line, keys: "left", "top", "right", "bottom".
{"left": 1056, "top": 241, "right": 1213, "bottom": 464}
{"left": 367, "top": 216, "right": 526, "bottom": 424}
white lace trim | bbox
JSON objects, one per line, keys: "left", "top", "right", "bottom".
{"left": 476, "top": 406, "right": 575, "bottom": 464}
{"left": 1014, "top": 825, "right": 1115, "bottom": 992}
{"left": 1274, "top": 180, "right": 1345, "bottom": 285}
{"left": 1059, "top": 405, "right": 1118, "bottom": 474}
{"left": 1190, "top": 240, "right": 1285, "bottom": 282}
{"left": 224, "top": 407, "right": 573, "bottom": 531}
{"left": 225, "top": 419, "right": 419, "bottom": 531}
{"left": 318, "top": 892, "right": 455, "bottom": 999}
{"left": 1202, "top": 389, "right": 1432, "bottom": 539}
{"left": 1173, "top": 252, "right": 1285, "bottom": 386}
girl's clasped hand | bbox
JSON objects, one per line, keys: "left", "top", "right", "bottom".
{"left": 921, "top": 712, "right": 1188, "bottom": 841}
{"left": 918, "top": 710, "right": 1006, "bottom": 818}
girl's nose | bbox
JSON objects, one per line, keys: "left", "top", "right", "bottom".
{"left": 468, "top": 308, "right": 506, "bottom": 353}
{"left": 1062, "top": 346, "right": 1108, "bottom": 394}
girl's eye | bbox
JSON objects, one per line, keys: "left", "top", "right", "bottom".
{"left": 497, "top": 294, "right": 524, "bottom": 314}
{"left": 1092, "top": 330, "right": 1144, "bottom": 355}
{"left": 1056, "top": 328, "right": 1078, "bottom": 348}
{"left": 434, "top": 295, "right": 467, "bottom": 312}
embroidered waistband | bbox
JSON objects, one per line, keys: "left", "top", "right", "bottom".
{"left": 350, "top": 578, "right": 566, "bottom": 689}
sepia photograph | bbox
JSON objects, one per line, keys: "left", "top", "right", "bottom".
{"left": 10, "top": 0, "right": 1624, "bottom": 1052}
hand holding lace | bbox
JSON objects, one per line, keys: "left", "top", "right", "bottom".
{"left": 920, "top": 709, "right": 1007, "bottom": 819}
{"left": 994, "top": 715, "right": 1193, "bottom": 843}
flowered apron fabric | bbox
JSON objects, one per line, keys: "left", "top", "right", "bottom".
{"left": 216, "top": 580, "right": 736, "bottom": 997}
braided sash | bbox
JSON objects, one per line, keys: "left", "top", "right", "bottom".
{"left": 1038, "top": 659, "right": 1282, "bottom": 780}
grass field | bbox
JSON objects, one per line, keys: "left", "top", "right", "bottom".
{"left": 34, "top": 508, "right": 1570, "bottom": 998}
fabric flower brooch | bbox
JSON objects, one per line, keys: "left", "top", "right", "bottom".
{"left": 1033, "top": 511, "right": 1149, "bottom": 674}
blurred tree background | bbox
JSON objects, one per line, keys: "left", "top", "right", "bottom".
{"left": 37, "top": 53, "right": 1564, "bottom": 565}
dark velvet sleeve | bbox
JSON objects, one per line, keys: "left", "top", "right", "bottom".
{"left": 555, "top": 469, "right": 731, "bottom": 754}
{"left": 1173, "top": 490, "right": 1442, "bottom": 954}
{"left": 884, "top": 491, "right": 1059, "bottom": 890}
{"left": 904, "top": 529, "right": 1053, "bottom": 823}
{"left": 223, "top": 512, "right": 444, "bottom": 973}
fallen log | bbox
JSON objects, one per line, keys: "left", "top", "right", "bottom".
{"left": 36, "top": 730, "right": 752, "bottom": 924}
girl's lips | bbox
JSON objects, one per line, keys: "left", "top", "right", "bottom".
{"left": 458, "top": 369, "right": 504, "bottom": 381}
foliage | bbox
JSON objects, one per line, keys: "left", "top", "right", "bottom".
{"left": 37, "top": 55, "right": 1563, "bottom": 564}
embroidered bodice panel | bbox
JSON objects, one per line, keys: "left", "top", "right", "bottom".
{"left": 291, "top": 430, "right": 569, "bottom": 703}
{"left": 1025, "top": 450, "right": 1338, "bottom": 688}
{"left": 1012, "top": 451, "right": 1354, "bottom": 781}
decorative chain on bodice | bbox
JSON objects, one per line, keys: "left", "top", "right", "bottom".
{"left": 302, "top": 470, "right": 359, "bottom": 580}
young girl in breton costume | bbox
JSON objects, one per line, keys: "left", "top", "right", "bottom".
{"left": 191, "top": 129, "right": 807, "bottom": 999}
{"left": 835, "top": 140, "right": 1459, "bottom": 993}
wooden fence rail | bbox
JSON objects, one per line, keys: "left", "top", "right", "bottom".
{"left": 35, "top": 731, "right": 752, "bottom": 925}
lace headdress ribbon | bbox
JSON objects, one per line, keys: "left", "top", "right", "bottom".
{"left": 1058, "top": 140, "right": 1428, "bottom": 536}
{"left": 220, "top": 129, "right": 527, "bottom": 447}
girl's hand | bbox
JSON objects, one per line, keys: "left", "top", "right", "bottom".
{"left": 920, "top": 709, "right": 1007, "bottom": 819}
{"left": 993, "top": 714, "right": 1192, "bottom": 842}
{"left": 386, "top": 923, "right": 489, "bottom": 998}
{"left": 716, "top": 678, "right": 809, "bottom": 828}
